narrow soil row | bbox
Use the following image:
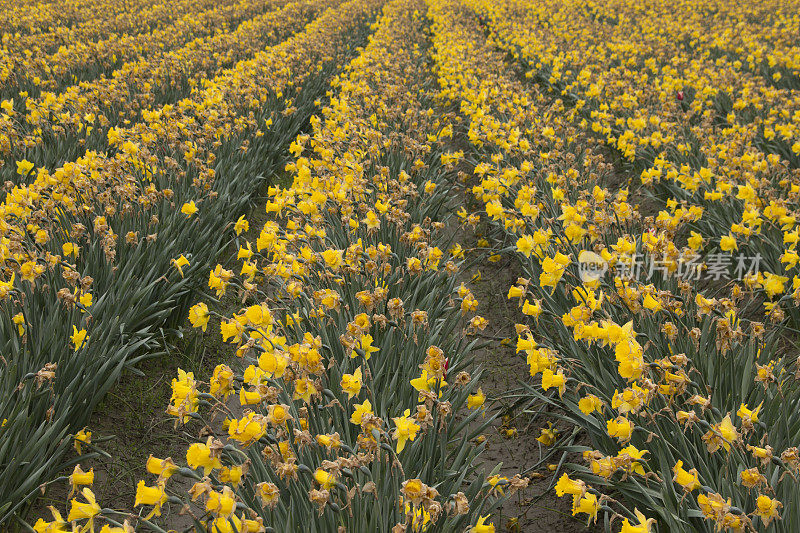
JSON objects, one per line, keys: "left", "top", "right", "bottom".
{"left": 446, "top": 181, "right": 602, "bottom": 533}
{"left": 471, "top": 265, "right": 587, "bottom": 532}
{"left": 425, "top": 1, "right": 607, "bottom": 530}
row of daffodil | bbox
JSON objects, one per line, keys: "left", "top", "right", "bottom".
{"left": 431, "top": 0, "right": 800, "bottom": 530}
{"left": 1, "top": 0, "right": 326, "bottom": 181}
{"left": 0, "top": 0, "right": 202, "bottom": 80}
{"left": 0, "top": 0, "right": 217, "bottom": 49}
{"left": 37, "top": 0, "right": 522, "bottom": 531}
{"left": 467, "top": 0, "right": 800, "bottom": 177}
{"left": 1, "top": 0, "right": 364, "bottom": 290}
{"left": 2, "top": 0, "right": 381, "bottom": 522}
{"left": 0, "top": 0, "right": 149, "bottom": 37}
{"left": 424, "top": 3, "right": 640, "bottom": 530}
{"left": 466, "top": 0, "right": 800, "bottom": 329}
{"left": 470, "top": 0, "right": 800, "bottom": 165}
{"left": 0, "top": 0, "right": 278, "bottom": 99}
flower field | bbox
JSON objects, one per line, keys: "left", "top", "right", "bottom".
{"left": 2, "top": 0, "right": 800, "bottom": 530}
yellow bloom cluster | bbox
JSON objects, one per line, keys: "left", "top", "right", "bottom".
{"left": 427, "top": 0, "right": 800, "bottom": 530}
{"left": 0, "top": 0, "right": 277, "bottom": 93}
{"left": 16, "top": 0, "right": 800, "bottom": 530}
{"left": 2, "top": 0, "right": 383, "bottom": 519}
{"left": 155, "top": 1, "right": 517, "bottom": 528}
{"left": 1, "top": 0, "right": 328, "bottom": 161}
{"left": 31, "top": 0, "right": 518, "bottom": 530}
{"left": 471, "top": 0, "right": 800, "bottom": 310}
{"left": 1, "top": 0, "right": 371, "bottom": 285}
